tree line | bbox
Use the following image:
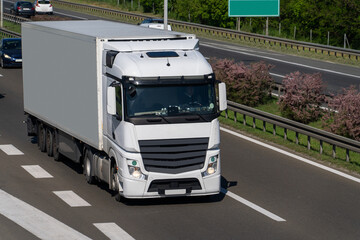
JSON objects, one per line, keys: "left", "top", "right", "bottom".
{"left": 140, "top": 0, "right": 360, "bottom": 49}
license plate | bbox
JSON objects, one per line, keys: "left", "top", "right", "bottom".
{"left": 23, "top": 8, "right": 30, "bottom": 10}
{"left": 165, "top": 189, "right": 186, "bottom": 195}
{"left": 15, "top": 59, "right": 22, "bottom": 62}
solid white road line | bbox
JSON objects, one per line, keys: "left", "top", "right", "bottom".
{"left": 221, "top": 188, "right": 286, "bottom": 222}
{"left": 94, "top": 223, "right": 135, "bottom": 240}
{"left": 22, "top": 165, "right": 53, "bottom": 178}
{"left": 221, "top": 127, "right": 360, "bottom": 184}
{"left": 53, "top": 11, "right": 88, "bottom": 20}
{"left": 201, "top": 42, "right": 360, "bottom": 79}
{"left": 0, "top": 189, "right": 92, "bottom": 240}
{"left": 53, "top": 191, "right": 91, "bottom": 207}
{"left": 270, "top": 72, "right": 285, "bottom": 78}
{"left": 0, "top": 144, "right": 24, "bottom": 155}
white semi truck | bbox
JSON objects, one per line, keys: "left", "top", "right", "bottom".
{"left": 22, "top": 20, "right": 227, "bottom": 200}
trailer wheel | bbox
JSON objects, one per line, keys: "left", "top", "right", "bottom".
{"left": 53, "top": 131, "right": 60, "bottom": 161}
{"left": 46, "top": 129, "right": 53, "bottom": 157}
{"left": 84, "top": 148, "right": 95, "bottom": 184}
{"left": 38, "top": 124, "right": 46, "bottom": 152}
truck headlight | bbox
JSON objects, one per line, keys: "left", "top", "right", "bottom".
{"left": 127, "top": 159, "right": 147, "bottom": 180}
{"left": 202, "top": 155, "right": 218, "bottom": 177}
{"left": 3, "top": 54, "right": 11, "bottom": 59}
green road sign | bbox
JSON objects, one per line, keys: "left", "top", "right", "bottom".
{"left": 229, "top": 0, "right": 280, "bottom": 17}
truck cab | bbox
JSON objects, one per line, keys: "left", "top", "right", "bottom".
{"left": 103, "top": 39, "right": 227, "bottom": 198}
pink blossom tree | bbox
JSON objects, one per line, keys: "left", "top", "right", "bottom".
{"left": 278, "top": 72, "right": 325, "bottom": 123}
{"left": 210, "top": 58, "right": 273, "bottom": 107}
{"left": 322, "top": 86, "right": 360, "bottom": 141}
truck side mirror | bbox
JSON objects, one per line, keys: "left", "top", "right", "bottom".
{"left": 107, "top": 86, "right": 116, "bottom": 115}
{"left": 218, "top": 82, "right": 227, "bottom": 111}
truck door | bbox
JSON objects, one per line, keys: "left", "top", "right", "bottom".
{"left": 106, "top": 77, "right": 123, "bottom": 141}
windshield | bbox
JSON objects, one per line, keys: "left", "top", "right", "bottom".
{"left": 125, "top": 83, "right": 216, "bottom": 118}
{"left": 3, "top": 39, "right": 21, "bottom": 50}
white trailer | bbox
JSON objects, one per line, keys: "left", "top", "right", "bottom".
{"left": 22, "top": 20, "right": 227, "bottom": 199}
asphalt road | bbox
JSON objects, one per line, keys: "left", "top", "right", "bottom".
{"left": 1, "top": 65, "right": 360, "bottom": 240}
{"left": 1, "top": 2, "right": 360, "bottom": 239}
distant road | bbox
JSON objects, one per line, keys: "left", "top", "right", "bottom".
{"left": 4, "top": 0, "right": 360, "bottom": 94}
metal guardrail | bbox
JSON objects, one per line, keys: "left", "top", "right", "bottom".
{"left": 3, "top": 13, "right": 30, "bottom": 24}
{"left": 0, "top": 28, "right": 21, "bottom": 38}
{"left": 226, "top": 100, "right": 360, "bottom": 162}
{"left": 54, "top": 0, "right": 360, "bottom": 61}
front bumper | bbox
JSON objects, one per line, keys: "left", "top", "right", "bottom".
{"left": 119, "top": 170, "right": 221, "bottom": 199}
{"left": 2, "top": 57, "right": 22, "bottom": 67}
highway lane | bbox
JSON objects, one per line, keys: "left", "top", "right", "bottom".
{"left": 2, "top": 68, "right": 360, "bottom": 239}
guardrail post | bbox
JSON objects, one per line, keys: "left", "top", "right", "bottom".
{"left": 307, "top": 136, "right": 311, "bottom": 150}
{"left": 225, "top": 109, "right": 228, "bottom": 119}
{"left": 332, "top": 145, "right": 336, "bottom": 158}
{"left": 284, "top": 128, "right": 287, "bottom": 140}
{"left": 273, "top": 125, "right": 276, "bottom": 136}
{"left": 263, "top": 121, "right": 266, "bottom": 132}
{"left": 296, "top": 132, "right": 299, "bottom": 144}
{"left": 320, "top": 140, "right": 323, "bottom": 154}
{"left": 346, "top": 149, "right": 350, "bottom": 162}
{"left": 234, "top": 112, "right": 237, "bottom": 123}
{"left": 253, "top": 117, "right": 256, "bottom": 128}
{"left": 243, "top": 114, "right": 246, "bottom": 126}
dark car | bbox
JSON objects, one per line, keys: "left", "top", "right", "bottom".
{"left": 140, "top": 18, "right": 164, "bottom": 24}
{"left": 10, "top": 1, "right": 35, "bottom": 17}
{"left": 0, "top": 38, "right": 22, "bottom": 68}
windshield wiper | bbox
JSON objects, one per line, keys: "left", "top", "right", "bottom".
{"left": 185, "top": 113, "right": 206, "bottom": 122}
{"left": 142, "top": 114, "right": 170, "bottom": 123}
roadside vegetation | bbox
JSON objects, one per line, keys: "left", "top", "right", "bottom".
{"left": 210, "top": 57, "right": 360, "bottom": 175}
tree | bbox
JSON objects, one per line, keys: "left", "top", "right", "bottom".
{"left": 278, "top": 72, "right": 325, "bottom": 123}
{"left": 322, "top": 86, "right": 360, "bottom": 141}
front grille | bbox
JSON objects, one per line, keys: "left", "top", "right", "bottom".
{"left": 148, "top": 178, "right": 202, "bottom": 193}
{"left": 139, "top": 138, "right": 209, "bottom": 174}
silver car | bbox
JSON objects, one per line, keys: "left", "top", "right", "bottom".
{"left": 34, "top": 0, "right": 53, "bottom": 14}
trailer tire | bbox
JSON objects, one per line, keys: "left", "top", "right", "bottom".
{"left": 84, "top": 148, "right": 95, "bottom": 184}
{"left": 53, "top": 131, "right": 61, "bottom": 161}
{"left": 46, "top": 129, "right": 53, "bottom": 157}
{"left": 38, "top": 124, "right": 46, "bottom": 152}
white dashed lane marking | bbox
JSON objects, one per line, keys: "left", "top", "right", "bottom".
{"left": 221, "top": 188, "right": 286, "bottom": 222}
{"left": 22, "top": 165, "right": 53, "bottom": 178}
{"left": 53, "top": 190, "right": 91, "bottom": 207}
{"left": 0, "top": 189, "right": 92, "bottom": 240}
{"left": 94, "top": 222, "right": 135, "bottom": 240}
{"left": 0, "top": 144, "right": 24, "bottom": 155}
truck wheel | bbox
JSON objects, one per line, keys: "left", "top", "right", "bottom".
{"left": 53, "top": 131, "right": 61, "bottom": 161}
{"left": 38, "top": 124, "right": 46, "bottom": 152}
{"left": 46, "top": 129, "right": 53, "bottom": 157}
{"left": 84, "top": 148, "right": 95, "bottom": 184}
{"left": 110, "top": 163, "right": 119, "bottom": 192}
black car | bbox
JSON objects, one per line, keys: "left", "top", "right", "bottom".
{"left": 140, "top": 18, "right": 164, "bottom": 24}
{"left": 10, "top": 1, "right": 35, "bottom": 17}
{"left": 0, "top": 38, "right": 22, "bottom": 68}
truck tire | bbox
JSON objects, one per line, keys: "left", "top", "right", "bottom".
{"left": 38, "top": 124, "right": 46, "bottom": 152}
{"left": 84, "top": 148, "right": 95, "bottom": 184}
{"left": 46, "top": 129, "right": 53, "bottom": 157}
{"left": 53, "top": 131, "right": 61, "bottom": 161}
{"left": 110, "top": 162, "right": 119, "bottom": 192}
